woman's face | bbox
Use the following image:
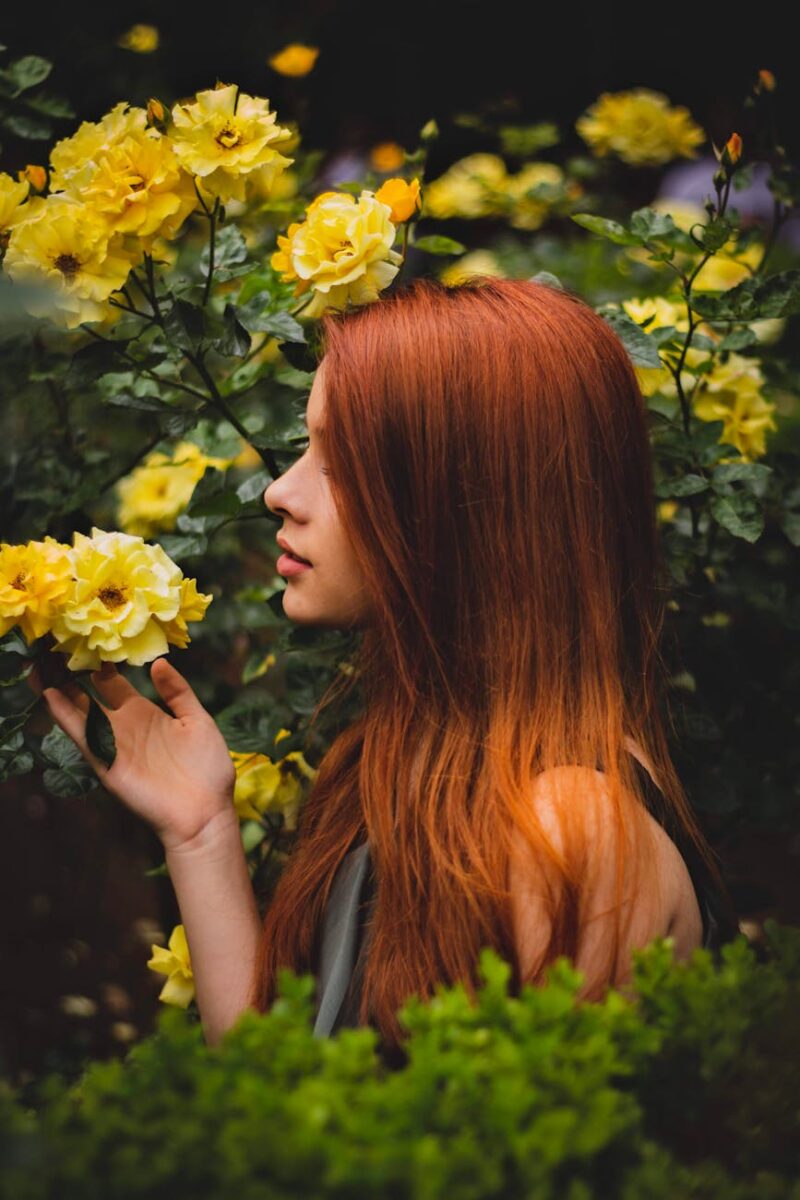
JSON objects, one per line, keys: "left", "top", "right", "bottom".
{"left": 263, "top": 363, "right": 371, "bottom": 629}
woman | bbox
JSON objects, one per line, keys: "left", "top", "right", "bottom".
{"left": 36, "top": 276, "right": 739, "bottom": 1059}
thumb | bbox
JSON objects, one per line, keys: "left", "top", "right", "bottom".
{"left": 151, "top": 657, "right": 206, "bottom": 720}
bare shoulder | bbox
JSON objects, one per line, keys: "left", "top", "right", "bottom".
{"left": 509, "top": 765, "right": 703, "bottom": 988}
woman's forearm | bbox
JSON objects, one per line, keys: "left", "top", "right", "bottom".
{"left": 163, "top": 806, "right": 263, "bottom": 1047}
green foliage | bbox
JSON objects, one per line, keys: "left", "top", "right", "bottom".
{"left": 1, "top": 926, "right": 798, "bottom": 1199}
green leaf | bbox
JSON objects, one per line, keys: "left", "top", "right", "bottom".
{"left": 237, "top": 301, "right": 306, "bottom": 343}
{"left": 216, "top": 304, "right": 252, "bottom": 358}
{"left": 4, "top": 54, "right": 52, "bottom": 96}
{"left": 85, "top": 696, "right": 117, "bottom": 769}
{"left": 716, "top": 328, "right": 758, "bottom": 352}
{"left": 710, "top": 491, "right": 764, "bottom": 542}
{"left": 66, "top": 338, "right": 130, "bottom": 387}
{"left": 629, "top": 208, "right": 682, "bottom": 243}
{"left": 412, "top": 235, "right": 467, "bottom": 256}
{"left": 698, "top": 217, "right": 733, "bottom": 252}
{"left": 600, "top": 309, "right": 663, "bottom": 368}
{"left": 201, "top": 224, "right": 248, "bottom": 277}
{"left": 24, "top": 91, "right": 75, "bottom": 118}
{"left": 40, "top": 725, "right": 96, "bottom": 798}
{"left": 654, "top": 474, "right": 710, "bottom": 498}
{"left": 236, "top": 468, "right": 272, "bottom": 504}
{"left": 156, "top": 532, "right": 208, "bottom": 560}
{"left": 571, "top": 213, "right": 641, "bottom": 246}
{"left": 164, "top": 299, "right": 206, "bottom": 352}
{"left": 529, "top": 271, "right": 564, "bottom": 290}
{"left": 277, "top": 340, "right": 317, "bottom": 373}
{"left": 1, "top": 112, "right": 53, "bottom": 139}
{"left": 690, "top": 269, "right": 800, "bottom": 321}
{"left": 711, "top": 462, "right": 772, "bottom": 497}
{"left": 498, "top": 122, "right": 560, "bottom": 157}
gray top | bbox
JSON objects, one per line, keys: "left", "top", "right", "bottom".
{"left": 311, "top": 760, "right": 739, "bottom": 1039}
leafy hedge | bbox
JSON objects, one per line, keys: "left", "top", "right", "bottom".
{"left": 2, "top": 922, "right": 798, "bottom": 1200}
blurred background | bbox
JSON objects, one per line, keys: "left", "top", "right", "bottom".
{"left": 1, "top": 0, "right": 797, "bottom": 1097}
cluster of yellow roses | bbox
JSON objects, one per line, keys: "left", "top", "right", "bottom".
{"left": 423, "top": 153, "right": 579, "bottom": 229}
{"left": 576, "top": 88, "right": 706, "bottom": 167}
{"left": 0, "top": 528, "right": 212, "bottom": 672}
{"left": 0, "top": 83, "right": 296, "bottom": 328}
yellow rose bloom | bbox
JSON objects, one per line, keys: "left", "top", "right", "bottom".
{"left": 267, "top": 43, "right": 319, "bottom": 77}
{"left": 693, "top": 353, "right": 777, "bottom": 460}
{"left": 423, "top": 153, "right": 508, "bottom": 220}
{"left": 169, "top": 83, "right": 294, "bottom": 203}
{"left": 147, "top": 925, "right": 194, "bottom": 1008}
{"left": 230, "top": 729, "right": 317, "bottom": 830}
{"left": 3, "top": 195, "right": 139, "bottom": 329}
{"left": 374, "top": 177, "right": 421, "bottom": 223}
{"left": 117, "top": 24, "right": 160, "bottom": 53}
{"left": 370, "top": 142, "right": 406, "bottom": 173}
{"left": 620, "top": 295, "right": 714, "bottom": 397}
{"left": 47, "top": 527, "right": 213, "bottom": 671}
{"left": 576, "top": 89, "right": 705, "bottom": 166}
{"left": 50, "top": 102, "right": 147, "bottom": 193}
{"left": 116, "top": 441, "right": 232, "bottom": 538}
{"left": 505, "top": 162, "right": 566, "bottom": 231}
{"left": 155, "top": 576, "right": 213, "bottom": 651}
{"left": 0, "top": 536, "right": 72, "bottom": 642}
{"left": 0, "top": 173, "right": 30, "bottom": 245}
{"left": 271, "top": 189, "right": 403, "bottom": 318}
{"left": 440, "top": 249, "right": 505, "bottom": 287}
{"left": 61, "top": 128, "right": 197, "bottom": 244}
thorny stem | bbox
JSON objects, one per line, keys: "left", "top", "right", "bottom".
{"left": 79, "top": 325, "right": 210, "bottom": 404}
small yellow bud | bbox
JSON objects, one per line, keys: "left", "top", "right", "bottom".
{"left": 146, "top": 97, "right": 165, "bottom": 126}
{"left": 268, "top": 44, "right": 319, "bottom": 77}
{"left": 757, "top": 68, "right": 776, "bottom": 93}
{"left": 117, "top": 23, "right": 160, "bottom": 53}
{"left": 722, "top": 132, "right": 743, "bottom": 168}
{"left": 375, "top": 177, "right": 422, "bottom": 223}
{"left": 18, "top": 164, "right": 47, "bottom": 192}
{"left": 420, "top": 118, "right": 439, "bottom": 142}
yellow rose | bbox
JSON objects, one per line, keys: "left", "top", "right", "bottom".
{"left": 50, "top": 103, "right": 147, "bottom": 193}
{"left": 271, "top": 189, "right": 403, "bottom": 318}
{"left": 230, "top": 729, "right": 317, "bottom": 830}
{"left": 117, "top": 24, "right": 160, "bottom": 54}
{"left": 440, "top": 249, "right": 505, "bottom": 287}
{"left": 47, "top": 527, "right": 213, "bottom": 671}
{"left": 693, "top": 353, "right": 777, "bottom": 460}
{"left": 267, "top": 43, "right": 319, "bottom": 77}
{"left": 505, "top": 161, "right": 566, "bottom": 231}
{"left": 423, "top": 153, "right": 508, "bottom": 219}
{"left": 374, "top": 177, "right": 421, "bottom": 223}
{"left": 0, "top": 536, "right": 73, "bottom": 642}
{"left": 59, "top": 127, "right": 197, "bottom": 244}
{"left": 155, "top": 576, "right": 213, "bottom": 651}
{"left": 0, "top": 173, "right": 30, "bottom": 246}
{"left": 620, "top": 295, "right": 713, "bottom": 397}
{"left": 147, "top": 925, "right": 194, "bottom": 1008}
{"left": 3, "top": 195, "right": 139, "bottom": 329}
{"left": 116, "top": 441, "right": 233, "bottom": 538}
{"left": 576, "top": 89, "right": 705, "bottom": 166}
{"left": 169, "top": 83, "right": 294, "bottom": 203}
{"left": 692, "top": 242, "right": 762, "bottom": 291}
{"left": 370, "top": 142, "right": 406, "bottom": 173}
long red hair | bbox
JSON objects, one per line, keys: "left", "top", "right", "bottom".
{"left": 249, "top": 275, "right": 733, "bottom": 1054}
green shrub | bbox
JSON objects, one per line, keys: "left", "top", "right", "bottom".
{"left": 2, "top": 921, "right": 798, "bottom": 1200}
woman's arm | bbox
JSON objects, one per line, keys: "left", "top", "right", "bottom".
{"left": 163, "top": 806, "right": 263, "bottom": 1047}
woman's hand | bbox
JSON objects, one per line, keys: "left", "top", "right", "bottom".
{"left": 28, "top": 657, "right": 237, "bottom": 853}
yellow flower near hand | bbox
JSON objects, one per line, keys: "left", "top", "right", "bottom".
{"left": 169, "top": 83, "right": 294, "bottom": 203}
{"left": 147, "top": 925, "right": 194, "bottom": 1008}
{"left": 0, "top": 537, "right": 72, "bottom": 643}
{"left": 229, "top": 729, "right": 317, "bottom": 831}
{"left": 3, "top": 195, "right": 139, "bottom": 329}
{"left": 49, "top": 103, "right": 147, "bottom": 193}
{"left": 47, "top": 527, "right": 212, "bottom": 672}
{"left": 440, "top": 249, "right": 505, "bottom": 287}
{"left": 116, "top": 441, "right": 233, "bottom": 539}
{"left": 60, "top": 128, "right": 198, "bottom": 245}
{"left": 0, "top": 173, "right": 30, "bottom": 246}
{"left": 271, "top": 189, "right": 403, "bottom": 318}
{"left": 267, "top": 43, "right": 319, "bottom": 77}
{"left": 693, "top": 353, "right": 777, "bottom": 460}
{"left": 117, "top": 24, "right": 160, "bottom": 53}
{"left": 576, "top": 89, "right": 705, "bottom": 166}
{"left": 374, "top": 177, "right": 421, "bottom": 223}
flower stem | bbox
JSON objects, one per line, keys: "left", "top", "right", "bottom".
{"left": 202, "top": 198, "right": 221, "bottom": 307}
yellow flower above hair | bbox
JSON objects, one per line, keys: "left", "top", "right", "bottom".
{"left": 440, "top": 249, "right": 505, "bottom": 287}
{"left": 44, "top": 527, "right": 212, "bottom": 671}
{"left": 271, "top": 188, "right": 403, "bottom": 318}
{"left": 423, "top": 153, "right": 508, "bottom": 220}
{"left": 3, "top": 195, "right": 139, "bottom": 329}
{"left": 117, "top": 24, "right": 160, "bottom": 54}
{"left": 116, "top": 441, "right": 234, "bottom": 538}
{"left": 147, "top": 925, "right": 195, "bottom": 1008}
{"left": 576, "top": 88, "right": 705, "bottom": 166}
{"left": 0, "top": 537, "right": 72, "bottom": 642}
{"left": 267, "top": 43, "right": 319, "bottom": 77}
{"left": 49, "top": 102, "right": 147, "bottom": 193}
{"left": 693, "top": 353, "right": 777, "bottom": 460}
{"left": 374, "top": 177, "right": 421, "bottom": 223}
{"left": 169, "top": 83, "right": 294, "bottom": 203}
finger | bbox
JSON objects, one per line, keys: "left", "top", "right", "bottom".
{"left": 150, "top": 656, "right": 206, "bottom": 721}
{"left": 42, "top": 687, "right": 108, "bottom": 776}
{"left": 90, "top": 661, "right": 140, "bottom": 710}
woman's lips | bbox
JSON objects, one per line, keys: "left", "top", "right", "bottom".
{"left": 277, "top": 553, "right": 313, "bottom": 576}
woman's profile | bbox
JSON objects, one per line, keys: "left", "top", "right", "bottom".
{"left": 34, "top": 275, "right": 739, "bottom": 1059}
